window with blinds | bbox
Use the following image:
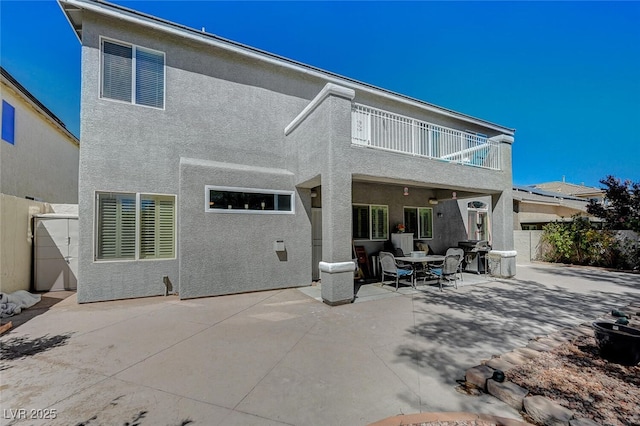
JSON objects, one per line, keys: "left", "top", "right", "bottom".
{"left": 140, "top": 195, "right": 175, "bottom": 259}
{"left": 352, "top": 204, "right": 388, "bottom": 241}
{"left": 101, "top": 39, "right": 164, "bottom": 109}
{"left": 403, "top": 207, "right": 433, "bottom": 240}
{"left": 97, "top": 193, "right": 136, "bottom": 260}
{"left": 96, "top": 192, "right": 175, "bottom": 261}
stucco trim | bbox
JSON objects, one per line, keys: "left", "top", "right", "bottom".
{"left": 319, "top": 261, "right": 357, "bottom": 274}
{"left": 284, "top": 83, "right": 355, "bottom": 136}
{"left": 489, "top": 134, "right": 515, "bottom": 144}
{"left": 180, "top": 157, "right": 294, "bottom": 177}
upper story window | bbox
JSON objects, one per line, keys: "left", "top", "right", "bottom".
{"left": 101, "top": 39, "right": 165, "bottom": 109}
{"left": 206, "top": 186, "right": 295, "bottom": 214}
{"left": 2, "top": 100, "right": 15, "bottom": 144}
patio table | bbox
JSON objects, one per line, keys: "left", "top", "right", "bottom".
{"left": 395, "top": 255, "right": 445, "bottom": 288}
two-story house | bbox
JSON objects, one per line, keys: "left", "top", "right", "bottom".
{"left": 59, "top": 0, "right": 516, "bottom": 305}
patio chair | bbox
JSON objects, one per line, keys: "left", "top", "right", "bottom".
{"left": 445, "top": 247, "right": 465, "bottom": 281}
{"left": 428, "top": 254, "right": 461, "bottom": 291}
{"left": 379, "top": 251, "right": 414, "bottom": 291}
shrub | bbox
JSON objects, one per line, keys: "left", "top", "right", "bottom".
{"left": 541, "top": 216, "right": 617, "bottom": 267}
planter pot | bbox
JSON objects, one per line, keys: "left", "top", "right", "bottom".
{"left": 592, "top": 321, "right": 640, "bottom": 365}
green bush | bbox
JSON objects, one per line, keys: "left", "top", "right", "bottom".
{"left": 541, "top": 216, "right": 617, "bottom": 267}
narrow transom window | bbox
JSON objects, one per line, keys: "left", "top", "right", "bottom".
{"left": 206, "top": 186, "right": 295, "bottom": 214}
{"left": 101, "top": 39, "right": 165, "bottom": 108}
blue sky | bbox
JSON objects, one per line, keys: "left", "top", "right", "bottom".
{"left": 1, "top": 0, "right": 638, "bottom": 187}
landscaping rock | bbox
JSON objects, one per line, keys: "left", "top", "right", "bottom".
{"left": 465, "top": 364, "right": 494, "bottom": 391}
{"left": 515, "top": 347, "right": 541, "bottom": 359}
{"left": 569, "top": 418, "right": 600, "bottom": 426}
{"left": 501, "top": 350, "right": 530, "bottom": 366}
{"left": 523, "top": 395, "right": 573, "bottom": 426}
{"left": 484, "top": 357, "right": 517, "bottom": 372}
{"left": 487, "top": 379, "right": 528, "bottom": 411}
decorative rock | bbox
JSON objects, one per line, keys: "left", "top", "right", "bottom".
{"left": 487, "top": 379, "right": 528, "bottom": 411}
{"left": 527, "top": 340, "right": 555, "bottom": 352}
{"left": 569, "top": 418, "right": 600, "bottom": 426}
{"left": 515, "top": 347, "right": 541, "bottom": 359}
{"left": 523, "top": 395, "right": 573, "bottom": 426}
{"left": 465, "top": 365, "right": 495, "bottom": 391}
{"left": 485, "top": 357, "right": 517, "bottom": 372}
{"left": 501, "top": 350, "right": 530, "bottom": 366}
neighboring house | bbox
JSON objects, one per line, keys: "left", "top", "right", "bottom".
{"left": 1, "top": 66, "right": 79, "bottom": 294}
{"left": 531, "top": 180, "right": 605, "bottom": 205}
{"left": 59, "top": 0, "right": 516, "bottom": 305}
{"left": 1, "top": 67, "right": 79, "bottom": 203}
{"left": 513, "top": 185, "right": 597, "bottom": 231}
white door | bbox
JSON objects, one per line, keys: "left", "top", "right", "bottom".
{"left": 35, "top": 217, "right": 78, "bottom": 291}
{"left": 312, "top": 208, "right": 322, "bottom": 281}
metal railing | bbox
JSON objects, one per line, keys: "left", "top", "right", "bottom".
{"left": 351, "top": 104, "right": 501, "bottom": 170}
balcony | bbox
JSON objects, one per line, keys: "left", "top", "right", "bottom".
{"left": 351, "top": 104, "right": 501, "bottom": 170}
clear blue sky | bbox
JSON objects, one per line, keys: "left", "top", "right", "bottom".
{"left": 2, "top": 0, "right": 639, "bottom": 188}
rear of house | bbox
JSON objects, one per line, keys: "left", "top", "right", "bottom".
{"left": 59, "top": 0, "right": 516, "bottom": 304}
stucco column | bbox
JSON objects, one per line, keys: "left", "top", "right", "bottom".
{"left": 319, "top": 91, "right": 355, "bottom": 305}
{"left": 489, "top": 134, "right": 516, "bottom": 277}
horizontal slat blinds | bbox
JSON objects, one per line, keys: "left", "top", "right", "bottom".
{"left": 102, "top": 41, "right": 132, "bottom": 103}
{"left": 140, "top": 195, "right": 175, "bottom": 259}
{"left": 370, "top": 205, "right": 389, "bottom": 241}
{"left": 97, "top": 193, "right": 135, "bottom": 259}
{"left": 136, "top": 48, "right": 164, "bottom": 108}
{"left": 418, "top": 208, "right": 433, "bottom": 239}
{"left": 96, "top": 193, "right": 174, "bottom": 261}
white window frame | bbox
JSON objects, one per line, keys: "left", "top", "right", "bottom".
{"left": 467, "top": 201, "right": 491, "bottom": 243}
{"left": 94, "top": 191, "right": 176, "bottom": 262}
{"left": 403, "top": 206, "right": 434, "bottom": 240}
{"left": 99, "top": 36, "right": 166, "bottom": 110}
{"left": 352, "top": 203, "right": 389, "bottom": 241}
{"left": 205, "top": 185, "right": 295, "bottom": 215}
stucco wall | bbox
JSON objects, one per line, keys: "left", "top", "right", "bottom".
{"left": 178, "top": 158, "right": 311, "bottom": 299}
{"left": 1, "top": 85, "right": 79, "bottom": 203}
{"left": 0, "top": 193, "right": 51, "bottom": 293}
{"left": 77, "top": 10, "right": 515, "bottom": 302}
{"left": 514, "top": 230, "right": 544, "bottom": 263}
{"left": 77, "top": 13, "right": 316, "bottom": 301}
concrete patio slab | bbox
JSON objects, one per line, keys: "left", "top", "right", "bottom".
{"left": 1, "top": 262, "right": 638, "bottom": 425}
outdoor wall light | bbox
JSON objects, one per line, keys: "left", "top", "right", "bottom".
{"left": 310, "top": 190, "right": 317, "bottom": 198}
{"left": 452, "top": 191, "right": 457, "bottom": 200}
{"left": 428, "top": 198, "right": 438, "bottom": 205}
{"left": 403, "top": 187, "right": 409, "bottom": 196}
{"left": 437, "top": 212, "right": 444, "bottom": 218}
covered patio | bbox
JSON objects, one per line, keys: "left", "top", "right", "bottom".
{"left": 300, "top": 270, "right": 495, "bottom": 304}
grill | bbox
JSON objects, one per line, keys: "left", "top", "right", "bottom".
{"left": 458, "top": 240, "right": 491, "bottom": 274}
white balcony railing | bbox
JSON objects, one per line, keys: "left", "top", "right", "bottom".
{"left": 351, "top": 104, "right": 501, "bottom": 170}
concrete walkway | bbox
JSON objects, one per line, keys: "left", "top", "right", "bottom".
{"left": 1, "top": 263, "right": 638, "bottom": 426}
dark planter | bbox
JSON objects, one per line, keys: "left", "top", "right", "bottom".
{"left": 592, "top": 321, "right": 640, "bottom": 365}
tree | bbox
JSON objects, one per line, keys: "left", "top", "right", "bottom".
{"left": 587, "top": 175, "right": 640, "bottom": 232}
